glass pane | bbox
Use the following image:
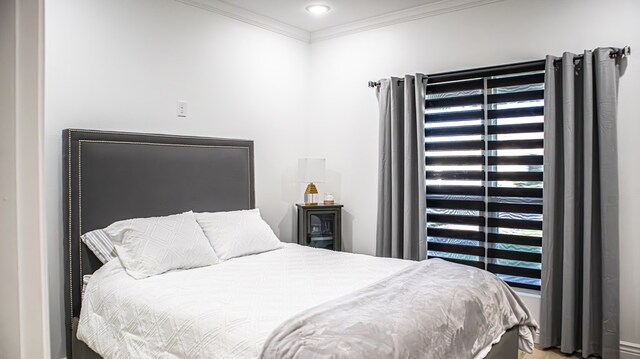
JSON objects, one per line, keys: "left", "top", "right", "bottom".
{"left": 308, "top": 213, "right": 335, "bottom": 250}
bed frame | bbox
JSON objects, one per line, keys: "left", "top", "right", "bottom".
{"left": 62, "top": 129, "right": 518, "bottom": 358}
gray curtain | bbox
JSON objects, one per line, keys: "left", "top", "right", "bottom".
{"left": 375, "top": 75, "right": 427, "bottom": 260}
{"left": 541, "top": 48, "right": 627, "bottom": 358}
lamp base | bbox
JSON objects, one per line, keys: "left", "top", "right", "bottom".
{"left": 304, "top": 182, "right": 319, "bottom": 205}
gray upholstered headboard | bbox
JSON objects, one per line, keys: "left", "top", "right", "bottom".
{"left": 62, "top": 129, "right": 255, "bottom": 357}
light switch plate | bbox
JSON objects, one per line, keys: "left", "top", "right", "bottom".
{"left": 177, "top": 101, "right": 187, "bottom": 117}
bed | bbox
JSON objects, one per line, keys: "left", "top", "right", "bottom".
{"left": 63, "top": 129, "right": 535, "bottom": 359}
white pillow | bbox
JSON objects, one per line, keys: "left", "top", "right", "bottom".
{"left": 105, "top": 211, "right": 219, "bottom": 279}
{"left": 195, "top": 209, "right": 283, "bottom": 260}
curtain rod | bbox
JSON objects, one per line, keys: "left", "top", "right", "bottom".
{"left": 367, "top": 46, "right": 631, "bottom": 88}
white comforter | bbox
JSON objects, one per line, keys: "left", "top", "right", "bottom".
{"left": 78, "top": 244, "right": 413, "bottom": 358}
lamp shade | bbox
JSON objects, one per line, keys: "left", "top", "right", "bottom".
{"left": 298, "top": 158, "right": 325, "bottom": 183}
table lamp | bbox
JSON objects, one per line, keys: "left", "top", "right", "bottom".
{"left": 298, "top": 158, "right": 325, "bottom": 205}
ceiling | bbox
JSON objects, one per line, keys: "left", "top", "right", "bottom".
{"left": 182, "top": 0, "right": 503, "bottom": 42}
{"left": 219, "top": 0, "right": 442, "bottom": 32}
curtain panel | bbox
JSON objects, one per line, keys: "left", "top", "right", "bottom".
{"left": 541, "top": 48, "right": 627, "bottom": 358}
{"left": 375, "top": 75, "right": 427, "bottom": 260}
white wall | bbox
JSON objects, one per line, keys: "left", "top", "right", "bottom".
{"left": 44, "top": 0, "right": 309, "bottom": 357}
{"left": 45, "top": 0, "right": 640, "bottom": 357}
{"left": 16, "top": 0, "right": 50, "bottom": 356}
{"left": 0, "top": 0, "right": 21, "bottom": 356}
{"left": 308, "top": 0, "right": 640, "bottom": 351}
{"left": 2, "top": 0, "right": 49, "bottom": 357}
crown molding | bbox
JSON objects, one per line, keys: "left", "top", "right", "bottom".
{"left": 174, "top": 0, "right": 310, "bottom": 42}
{"left": 310, "top": 0, "right": 505, "bottom": 43}
{"left": 174, "top": 0, "right": 505, "bottom": 44}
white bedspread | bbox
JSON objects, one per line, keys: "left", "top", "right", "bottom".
{"left": 77, "top": 244, "right": 414, "bottom": 358}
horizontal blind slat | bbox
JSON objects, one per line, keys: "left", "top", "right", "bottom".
{"left": 427, "top": 186, "right": 485, "bottom": 196}
{"left": 488, "top": 139, "right": 544, "bottom": 150}
{"left": 427, "top": 199, "right": 485, "bottom": 211}
{"left": 428, "top": 242, "right": 485, "bottom": 256}
{"left": 488, "top": 202, "right": 542, "bottom": 214}
{"left": 426, "top": 94, "right": 484, "bottom": 108}
{"left": 488, "top": 106, "right": 544, "bottom": 119}
{"left": 488, "top": 171, "right": 543, "bottom": 182}
{"left": 425, "top": 109, "right": 484, "bottom": 122}
{"left": 488, "top": 233, "right": 541, "bottom": 246}
{"left": 488, "top": 90, "right": 544, "bottom": 104}
{"left": 488, "top": 263, "right": 541, "bottom": 279}
{"left": 427, "top": 214, "right": 485, "bottom": 226}
{"left": 488, "top": 155, "right": 543, "bottom": 166}
{"left": 487, "top": 73, "right": 545, "bottom": 88}
{"left": 488, "top": 187, "right": 543, "bottom": 198}
{"left": 426, "top": 140, "right": 485, "bottom": 151}
{"left": 426, "top": 79, "right": 484, "bottom": 94}
{"left": 428, "top": 228, "right": 485, "bottom": 241}
{"left": 488, "top": 123, "right": 544, "bottom": 135}
{"left": 488, "top": 218, "right": 542, "bottom": 230}
{"left": 426, "top": 156, "right": 485, "bottom": 166}
{"left": 426, "top": 125, "right": 484, "bottom": 137}
{"left": 427, "top": 171, "right": 485, "bottom": 181}
{"left": 488, "top": 248, "right": 541, "bottom": 263}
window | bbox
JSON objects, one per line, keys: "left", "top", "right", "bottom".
{"left": 424, "top": 62, "right": 545, "bottom": 291}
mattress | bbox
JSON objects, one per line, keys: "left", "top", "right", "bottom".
{"left": 77, "top": 244, "right": 414, "bottom": 358}
{"left": 78, "top": 243, "right": 531, "bottom": 358}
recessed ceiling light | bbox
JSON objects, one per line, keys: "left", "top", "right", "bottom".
{"left": 306, "top": 4, "right": 330, "bottom": 15}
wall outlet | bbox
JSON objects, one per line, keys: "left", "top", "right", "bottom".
{"left": 177, "top": 101, "right": 187, "bottom": 117}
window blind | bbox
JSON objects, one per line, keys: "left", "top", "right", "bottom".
{"left": 425, "top": 62, "right": 544, "bottom": 291}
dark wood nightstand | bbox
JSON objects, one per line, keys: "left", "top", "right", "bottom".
{"left": 296, "top": 203, "right": 343, "bottom": 251}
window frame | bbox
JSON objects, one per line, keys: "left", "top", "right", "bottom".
{"left": 423, "top": 60, "right": 545, "bottom": 291}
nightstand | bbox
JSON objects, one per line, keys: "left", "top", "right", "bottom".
{"left": 296, "top": 204, "right": 343, "bottom": 251}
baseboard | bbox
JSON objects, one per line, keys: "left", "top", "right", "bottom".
{"left": 621, "top": 341, "right": 640, "bottom": 359}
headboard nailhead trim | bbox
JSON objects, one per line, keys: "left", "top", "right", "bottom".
{"left": 67, "top": 130, "right": 73, "bottom": 323}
